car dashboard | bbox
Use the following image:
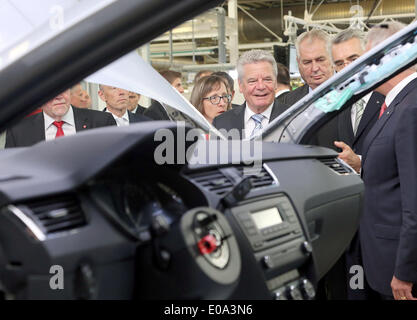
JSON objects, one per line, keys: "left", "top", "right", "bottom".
{"left": 0, "top": 122, "right": 363, "bottom": 299}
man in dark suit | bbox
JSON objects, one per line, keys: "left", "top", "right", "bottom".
{"left": 277, "top": 29, "right": 334, "bottom": 107}
{"left": 5, "top": 90, "right": 116, "bottom": 148}
{"left": 98, "top": 85, "right": 150, "bottom": 125}
{"left": 361, "top": 22, "right": 417, "bottom": 301}
{"left": 331, "top": 29, "right": 384, "bottom": 171}
{"left": 212, "top": 49, "right": 289, "bottom": 138}
{"left": 127, "top": 91, "right": 147, "bottom": 115}
{"left": 275, "top": 29, "right": 335, "bottom": 150}
{"left": 319, "top": 29, "right": 385, "bottom": 300}
{"left": 343, "top": 22, "right": 417, "bottom": 300}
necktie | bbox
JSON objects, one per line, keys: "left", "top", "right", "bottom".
{"left": 53, "top": 121, "right": 65, "bottom": 138}
{"left": 250, "top": 113, "right": 264, "bottom": 138}
{"left": 378, "top": 102, "right": 387, "bottom": 119}
{"left": 353, "top": 98, "right": 365, "bottom": 135}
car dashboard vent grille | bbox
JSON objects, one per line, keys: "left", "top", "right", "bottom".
{"left": 187, "top": 170, "right": 234, "bottom": 196}
{"left": 22, "top": 194, "right": 86, "bottom": 234}
{"left": 319, "top": 158, "right": 354, "bottom": 175}
{"left": 186, "top": 165, "right": 276, "bottom": 196}
{"left": 236, "top": 166, "right": 275, "bottom": 189}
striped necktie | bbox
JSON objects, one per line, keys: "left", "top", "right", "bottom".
{"left": 353, "top": 98, "right": 365, "bottom": 135}
{"left": 251, "top": 113, "right": 264, "bottom": 138}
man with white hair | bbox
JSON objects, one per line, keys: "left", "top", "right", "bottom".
{"left": 350, "top": 21, "right": 417, "bottom": 300}
{"left": 277, "top": 29, "right": 334, "bottom": 107}
{"left": 5, "top": 89, "right": 116, "bottom": 147}
{"left": 212, "top": 49, "right": 289, "bottom": 138}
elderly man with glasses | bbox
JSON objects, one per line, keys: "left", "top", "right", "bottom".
{"left": 212, "top": 49, "right": 289, "bottom": 138}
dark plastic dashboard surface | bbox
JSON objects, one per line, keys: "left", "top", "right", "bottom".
{"left": 0, "top": 123, "right": 363, "bottom": 299}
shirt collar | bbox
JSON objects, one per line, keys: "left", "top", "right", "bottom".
{"left": 385, "top": 72, "right": 417, "bottom": 107}
{"left": 244, "top": 102, "right": 274, "bottom": 124}
{"left": 106, "top": 108, "right": 129, "bottom": 122}
{"left": 44, "top": 105, "right": 75, "bottom": 129}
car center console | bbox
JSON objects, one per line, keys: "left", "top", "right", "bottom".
{"left": 0, "top": 125, "right": 363, "bottom": 300}
{"left": 228, "top": 194, "right": 314, "bottom": 300}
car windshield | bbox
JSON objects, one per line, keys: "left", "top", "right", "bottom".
{"left": 0, "top": 0, "right": 116, "bottom": 70}
{"left": 0, "top": 0, "right": 224, "bottom": 142}
{"left": 1, "top": 1, "right": 417, "bottom": 147}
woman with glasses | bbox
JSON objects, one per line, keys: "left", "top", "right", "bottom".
{"left": 190, "top": 75, "right": 232, "bottom": 124}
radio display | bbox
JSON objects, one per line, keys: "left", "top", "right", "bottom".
{"left": 251, "top": 207, "right": 283, "bottom": 230}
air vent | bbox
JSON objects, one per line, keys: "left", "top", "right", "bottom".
{"left": 319, "top": 158, "right": 353, "bottom": 175}
{"left": 22, "top": 194, "right": 86, "bottom": 234}
{"left": 187, "top": 169, "right": 234, "bottom": 196}
{"left": 236, "top": 166, "right": 275, "bottom": 189}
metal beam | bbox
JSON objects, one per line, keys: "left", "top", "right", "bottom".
{"left": 217, "top": 7, "right": 227, "bottom": 64}
{"left": 237, "top": 4, "right": 282, "bottom": 41}
{"left": 228, "top": 0, "right": 239, "bottom": 64}
{"left": 311, "top": 0, "right": 325, "bottom": 18}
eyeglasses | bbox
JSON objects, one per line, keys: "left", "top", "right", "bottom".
{"left": 334, "top": 55, "right": 360, "bottom": 69}
{"left": 203, "top": 94, "right": 232, "bottom": 105}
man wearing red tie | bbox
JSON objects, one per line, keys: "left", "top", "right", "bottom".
{"left": 341, "top": 22, "right": 417, "bottom": 300}
{"left": 5, "top": 89, "right": 116, "bottom": 148}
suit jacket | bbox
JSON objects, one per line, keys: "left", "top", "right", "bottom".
{"left": 133, "top": 104, "right": 147, "bottom": 115}
{"left": 360, "top": 78, "right": 417, "bottom": 295}
{"left": 5, "top": 106, "right": 116, "bottom": 148}
{"left": 128, "top": 110, "right": 151, "bottom": 123}
{"left": 275, "top": 84, "right": 333, "bottom": 148}
{"left": 276, "top": 84, "right": 309, "bottom": 107}
{"left": 212, "top": 100, "right": 289, "bottom": 137}
{"left": 144, "top": 101, "right": 170, "bottom": 120}
{"left": 311, "top": 92, "right": 385, "bottom": 152}
{"left": 337, "top": 92, "right": 384, "bottom": 154}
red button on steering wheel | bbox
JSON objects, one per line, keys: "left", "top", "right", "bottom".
{"left": 197, "top": 234, "right": 218, "bottom": 255}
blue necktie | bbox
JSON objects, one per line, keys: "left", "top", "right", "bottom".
{"left": 251, "top": 113, "right": 264, "bottom": 138}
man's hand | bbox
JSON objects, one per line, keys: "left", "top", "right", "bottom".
{"left": 391, "top": 276, "right": 417, "bottom": 300}
{"left": 334, "top": 141, "right": 361, "bottom": 173}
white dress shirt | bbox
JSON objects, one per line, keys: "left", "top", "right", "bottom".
{"left": 385, "top": 72, "right": 417, "bottom": 108}
{"left": 44, "top": 106, "right": 76, "bottom": 141}
{"left": 356, "top": 72, "right": 417, "bottom": 173}
{"left": 244, "top": 102, "right": 274, "bottom": 139}
{"left": 106, "top": 109, "right": 130, "bottom": 126}
{"left": 350, "top": 92, "right": 372, "bottom": 130}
